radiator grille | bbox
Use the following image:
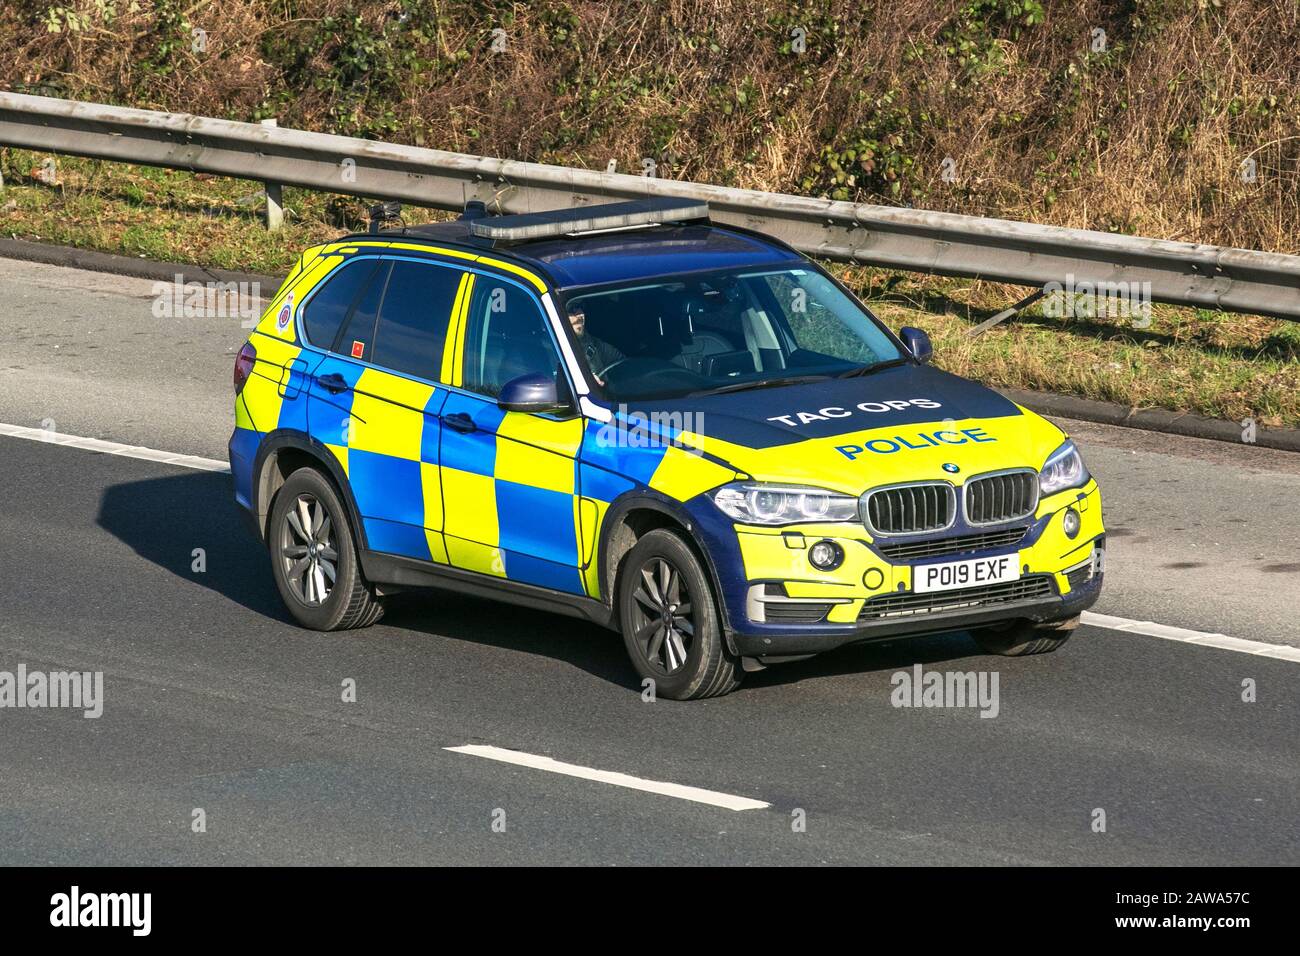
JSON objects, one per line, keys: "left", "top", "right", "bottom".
{"left": 857, "top": 575, "right": 1055, "bottom": 621}
{"left": 964, "top": 471, "right": 1038, "bottom": 525}
{"left": 875, "top": 527, "right": 1028, "bottom": 562}
{"left": 863, "top": 483, "right": 955, "bottom": 535}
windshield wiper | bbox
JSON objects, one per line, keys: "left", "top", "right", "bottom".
{"left": 690, "top": 374, "right": 830, "bottom": 397}
{"left": 837, "top": 358, "right": 909, "bottom": 379}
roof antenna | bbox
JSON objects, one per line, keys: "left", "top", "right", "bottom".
{"left": 368, "top": 201, "right": 403, "bottom": 234}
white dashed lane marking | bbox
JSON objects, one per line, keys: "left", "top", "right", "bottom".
{"left": 445, "top": 745, "right": 772, "bottom": 811}
{"left": 1081, "top": 611, "right": 1300, "bottom": 663}
{"left": 0, "top": 421, "right": 229, "bottom": 472}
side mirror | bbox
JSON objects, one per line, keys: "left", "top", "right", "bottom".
{"left": 899, "top": 327, "right": 933, "bottom": 364}
{"left": 498, "top": 372, "right": 571, "bottom": 414}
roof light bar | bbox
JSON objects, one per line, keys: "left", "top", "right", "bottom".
{"left": 468, "top": 197, "right": 709, "bottom": 241}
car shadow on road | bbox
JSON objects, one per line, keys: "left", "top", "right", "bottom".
{"left": 381, "top": 593, "right": 986, "bottom": 696}
{"left": 96, "top": 470, "right": 291, "bottom": 621}
{"left": 740, "top": 631, "right": 986, "bottom": 694}
{"left": 381, "top": 592, "right": 640, "bottom": 688}
{"left": 96, "top": 470, "right": 985, "bottom": 694}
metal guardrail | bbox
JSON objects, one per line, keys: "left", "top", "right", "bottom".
{"left": 2, "top": 92, "right": 1299, "bottom": 320}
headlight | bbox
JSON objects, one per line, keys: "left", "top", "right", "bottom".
{"left": 1039, "top": 440, "right": 1090, "bottom": 496}
{"left": 712, "top": 483, "right": 859, "bottom": 525}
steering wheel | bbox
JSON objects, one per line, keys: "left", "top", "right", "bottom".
{"left": 595, "top": 357, "right": 629, "bottom": 380}
{"left": 602, "top": 358, "right": 705, "bottom": 390}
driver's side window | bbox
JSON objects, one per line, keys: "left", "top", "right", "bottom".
{"left": 460, "top": 277, "right": 560, "bottom": 398}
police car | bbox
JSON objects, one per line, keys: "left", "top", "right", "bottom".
{"left": 230, "top": 197, "right": 1104, "bottom": 699}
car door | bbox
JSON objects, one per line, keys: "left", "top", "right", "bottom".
{"left": 300, "top": 254, "right": 383, "bottom": 451}
{"left": 439, "top": 271, "right": 587, "bottom": 594}
{"left": 304, "top": 255, "right": 461, "bottom": 563}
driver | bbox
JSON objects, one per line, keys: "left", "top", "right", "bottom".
{"left": 567, "top": 302, "right": 623, "bottom": 385}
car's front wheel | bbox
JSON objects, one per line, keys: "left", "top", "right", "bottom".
{"left": 970, "top": 615, "right": 1078, "bottom": 656}
{"left": 269, "top": 467, "right": 384, "bottom": 631}
{"left": 617, "top": 528, "right": 742, "bottom": 700}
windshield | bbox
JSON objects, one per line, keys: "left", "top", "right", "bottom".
{"left": 561, "top": 266, "right": 903, "bottom": 403}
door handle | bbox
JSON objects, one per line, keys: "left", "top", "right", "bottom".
{"left": 317, "top": 372, "right": 349, "bottom": 395}
{"left": 442, "top": 411, "right": 477, "bottom": 434}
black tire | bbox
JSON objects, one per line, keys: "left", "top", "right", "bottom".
{"left": 970, "top": 614, "right": 1078, "bottom": 656}
{"left": 268, "top": 467, "right": 384, "bottom": 631}
{"left": 617, "top": 528, "right": 742, "bottom": 700}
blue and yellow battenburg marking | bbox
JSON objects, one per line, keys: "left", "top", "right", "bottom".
{"left": 233, "top": 239, "right": 1096, "bottom": 616}
{"left": 232, "top": 242, "right": 726, "bottom": 601}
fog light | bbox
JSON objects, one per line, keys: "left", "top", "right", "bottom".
{"left": 1062, "top": 507, "right": 1081, "bottom": 539}
{"left": 808, "top": 540, "right": 844, "bottom": 571}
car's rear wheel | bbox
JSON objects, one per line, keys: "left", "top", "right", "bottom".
{"left": 970, "top": 614, "right": 1078, "bottom": 656}
{"left": 617, "top": 528, "right": 742, "bottom": 700}
{"left": 269, "top": 467, "right": 383, "bottom": 631}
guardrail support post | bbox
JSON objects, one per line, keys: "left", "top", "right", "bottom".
{"left": 260, "top": 119, "right": 283, "bottom": 231}
{"left": 968, "top": 288, "right": 1047, "bottom": 337}
{"left": 264, "top": 181, "right": 283, "bottom": 231}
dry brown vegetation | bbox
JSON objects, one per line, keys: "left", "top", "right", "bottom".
{"left": 1, "top": 1, "right": 1297, "bottom": 425}
{"left": 3, "top": 0, "right": 1299, "bottom": 252}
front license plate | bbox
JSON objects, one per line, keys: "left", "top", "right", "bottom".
{"left": 913, "top": 554, "right": 1020, "bottom": 593}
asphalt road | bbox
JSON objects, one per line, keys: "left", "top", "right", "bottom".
{"left": 3, "top": 258, "right": 1297, "bottom": 644}
{"left": 0, "top": 257, "right": 1297, "bottom": 865}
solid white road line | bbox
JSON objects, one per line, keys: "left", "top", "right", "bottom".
{"left": 4, "top": 420, "right": 1298, "bottom": 665}
{"left": 445, "top": 744, "right": 771, "bottom": 811}
{"left": 1082, "top": 611, "right": 1300, "bottom": 663}
{"left": 0, "top": 421, "right": 229, "bottom": 473}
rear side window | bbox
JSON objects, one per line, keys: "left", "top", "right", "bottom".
{"left": 337, "top": 261, "right": 392, "bottom": 362}
{"left": 371, "top": 260, "right": 461, "bottom": 380}
{"left": 302, "top": 258, "right": 381, "bottom": 351}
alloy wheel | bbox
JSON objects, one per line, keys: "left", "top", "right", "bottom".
{"left": 279, "top": 494, "right": 338, "bottom": 606}
{"left": 629, "top": 556, "right": 696, "bottom": 675}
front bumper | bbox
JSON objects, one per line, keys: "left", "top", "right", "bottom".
{"left": 732, "top": 569, "right": 1102, "bottom": 657}
{"left": 711, "top": 481, "right": 1105, "bottom": 658}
